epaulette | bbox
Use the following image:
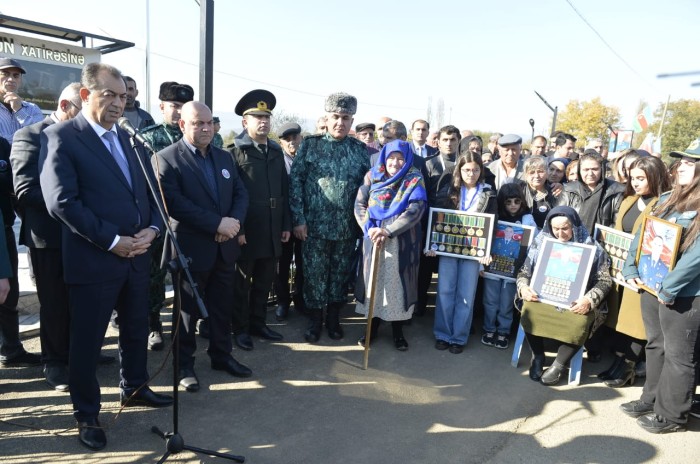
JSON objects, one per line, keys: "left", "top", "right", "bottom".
{"left": 140, "top": 123, "right": 161, "bottom": 133}
{"left": 303, "top": 133, "right": 323, "bottom": 140}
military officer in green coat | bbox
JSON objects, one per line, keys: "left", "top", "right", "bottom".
{"left": 140, "top": 81, "right": 194, "bottom": 350}
{"left": 229, "top": 90, "right": 289, "bottom": 351}
{"left": 289, "top": 92, "right": 370, "bottom": 343}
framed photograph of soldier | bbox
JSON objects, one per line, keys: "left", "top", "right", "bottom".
{"left": 593, "top": 224, "right": 639, "bottom": 292}
{"left": 425, "top": 208, "right": 494, "bottom": 261}
{"left": 529, "top": 238, "right": 597, "bottom": 309}
{"left": 635, "top": 215, "right": 683, "bottom": 296}
{"left": 483, "top": 221, "right": 536, "bottom": 282}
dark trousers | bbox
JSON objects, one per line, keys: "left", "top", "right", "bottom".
{"left": 177, "top": 251, "right": 235, "bottom": 369}
{"left": 68, "top": 268, "right": 150, "bottom": 421}
{"left": 640, "top": 291, "right": 700, "bottom": 424}
{"left": 31, "top": 247, "right": 70, "bottom": 366}
{"left": 0, "top": 227, "right": 22, "bottom": 361}
{"left": 232, "top": 257, "right": 276, "bottom": 333}
{"left": 147, "top": 236, "right": 167, "bottom": 331}
{"left": 274, "top": 237, "right": 304, "bottom": 308}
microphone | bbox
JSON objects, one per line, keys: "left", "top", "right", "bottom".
{"left": 117, "top": 117, "right": 156, "bottom": 153}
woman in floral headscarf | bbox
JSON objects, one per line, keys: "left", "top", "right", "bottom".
{"left": 354, "top": 140, "right": 427, "bottom": 351}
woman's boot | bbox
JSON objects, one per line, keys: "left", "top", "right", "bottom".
{"left": 392, "top": 321, "right": 408, "bottom": 351}
{"left": 605, "top": 359, "right": 636, "bottom": 387}
{"left": 597, "top": 355, "right": 624, "bottom": 380}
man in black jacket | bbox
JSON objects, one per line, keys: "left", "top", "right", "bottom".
{"left": 228, "top": 90, "right": 289, "bottom": 351}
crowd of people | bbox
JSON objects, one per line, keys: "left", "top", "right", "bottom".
{"left": 0, "top": 56, "right": 698, "bottom": 451}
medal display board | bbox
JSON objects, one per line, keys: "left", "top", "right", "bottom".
{"left": 530, "top": 238, "right": 597, "bottom": 309}
{"left": 424, "top": 208, "right": 494, "bottom": 261}
{"left": 593, "top": 224, "right": 639, "bottom": 292}
{"left": 483, "top": 221, "right": 536, "bottom": 282}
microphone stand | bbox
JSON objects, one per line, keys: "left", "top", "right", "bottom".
{"left": 125, "top": 135, "right": 244, "bottom": 463}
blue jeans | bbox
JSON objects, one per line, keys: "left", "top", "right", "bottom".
{"left": 434, "top": 256, "right": 480, "bottom": 345}
{"left": 482, "top": 277, "right": 516, "bottom": 335}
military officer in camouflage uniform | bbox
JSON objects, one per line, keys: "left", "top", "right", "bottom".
{"left": 229, "top": 89, "right": 288, "bottom": 351}
{"left": 211, "top": 116, "right": 224, "bottom": 148}
{"left": 289, "top": 92, "right": 370, "bottom": 343}
{"left": 140, "top": 81, "right": 194, "bottom": 350}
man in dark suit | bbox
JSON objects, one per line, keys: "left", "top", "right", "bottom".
{"left": 155, "top": 101, "right": 250, "bottom": 393}
{"left": 39, "top": 63, "right": 172, "bottom": 451}
{"left": 411, "top": 119, "right": 438, "bottom": 158}
{"left": 10, "top": 82, "right": 82, "bottom": 391}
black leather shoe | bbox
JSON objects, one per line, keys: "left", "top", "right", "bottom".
{"left": 275, "top": 304, "right": 289, "bottom": 321}
{"left": 605, "top": 359, "right": 636, "bottom": 388}
{"left": 197, "top": 318, "right": 209, "bottom": 339}
{"left": 77, "top": 418, "right": 106, "bottom": 451}
{"left": 529, "top": 355, "right": 545, "bottom": 382}
{"left": 178, "top": 368, "right": 200, "bottom": 392}
{"left": 448, "top": 344, "right": 464, "bottom": 354}
{"left": 394, "top": 337, "right": 409, "bottom": 351}
{"left": 120, "top": 387, "right": 173, "bottom": 408}
{"left": 98, "top": 354, "right": 116, "bottom": 365}
{"left": 44, "top": 365, "right": 69, "bottom": 392}
{"left": 304, "top": 320, "right": 322, "bottom": 343}
{"left": 435, "top": 340, "right": 450, "bottom": 351}
{"left": 212, "top": 358, "right": 252, "bottom": 378}
{"left": 597, "top": 355, "right": 624, "bottom": 380}
{"left": 637, "top": 413, "right": 685, "bottom": 434}
{"left": 620, "top": 399, "right": 654, "bottom": 418}
{"left": 250, "top": 326, "right": 283, "bottom": 341}
{"left": 541, "top": 362, "right": 564, "bottom": 386}
{"left": 235, "top": 333, "right": 254, "bottom": 351}
{"left": 0, "top": 351, "right": 41, "bottom": 367}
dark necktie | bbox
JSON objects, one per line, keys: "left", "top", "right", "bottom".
{"left": 259, "top": 144, "right": 267, "bottom": 155}
{"left": 196, "top": 149, "right": 218, "bottom": 196}
{"left": 103, "top": 131, "right": 132, "bottom": 188}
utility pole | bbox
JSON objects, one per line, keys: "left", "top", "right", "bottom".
{"left": 199, "top": 0, "right": 214, "bottom": 110}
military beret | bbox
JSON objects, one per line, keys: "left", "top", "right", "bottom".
{"left": 670, "top": 137, "right": 700, "bottom": 160}
{"left": 235, "top": 89, "right": 276, "bottom": 116}
{"left": 498, "top": 134, "right": 522, "bottom": 146}
{"left": 159, "top": 81, "right": 194, "bottom": 103}
{"left": 279, "top": 122, "right": 302, "bottom": 138}
{"left": 325, "top": 92, "right": 357, "bottom": 115}
{"left": 213, "top": 116, "right": 220, "bottom": 124}
{"left": 0, "top": 57, "right": 26, "bottom": 74}
{"left": 355, "top": 122, "right": 375, "bottom": 133}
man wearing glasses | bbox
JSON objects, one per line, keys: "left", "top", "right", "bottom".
{"left": 0, "top": 57, "right": 44, "bottom": 143}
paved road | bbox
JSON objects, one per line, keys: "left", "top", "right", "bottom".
{"left": 1, "top": 299, "right": 698, "bottom": 463}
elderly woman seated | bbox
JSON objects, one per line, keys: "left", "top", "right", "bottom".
{"left": 516, "top": 206, "right": 612, "bottom": 385}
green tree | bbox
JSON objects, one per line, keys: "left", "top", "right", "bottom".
{"left": 555, "top": 97, "right": 621, "bottom": 146}
{"left": 644, "top": 99, "right": 700, "bottom": 154}
{"left": 271, "top": 109, "right": 304, "bottom": 140}
{"left": 222, "top": 129, "right": 238, "bottom": 147}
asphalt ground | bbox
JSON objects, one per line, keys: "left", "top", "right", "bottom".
{"left": 1, "top": 293, "right": 699, "bottom": 464}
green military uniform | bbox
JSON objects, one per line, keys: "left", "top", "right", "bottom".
{"left": 211, "top": 133, "right": 224, "bottom": 149}
{"left": 141, "top": 123, "right": 183, "bottom": 153}
{"left": 289, "top": 132, "right": 370, "bottom": 310}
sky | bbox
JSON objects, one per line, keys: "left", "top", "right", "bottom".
{"left": 2, "top": 0, "right": 699, "bottom": 138}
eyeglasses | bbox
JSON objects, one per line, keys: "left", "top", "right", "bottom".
{"left": 461, "top": 168, "right": 480, "bottom": 173}
{"left": 68, "top": 100, "right": 82, "bottom": 111}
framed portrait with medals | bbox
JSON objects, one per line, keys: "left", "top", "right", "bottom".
{"left": 530, "top": 238, "right": 597, "bottom": 309}
{"left": 424, "top": 208, "right": 495, "bottom": 261}
{"left": 483, "top": 221, "right": 536, "bottom": 282}
{"left": 593, "top": 224, "right": 639, "bottom": 292}
{"left": 635, "top": 215, "right": 683, "bottom": 297}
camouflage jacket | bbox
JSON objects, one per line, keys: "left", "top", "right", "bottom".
{"left": 141, "top": 123, "right": 183, "bottom": 153}
{"left": 211, "top": 133, "right": 224, "bottom": 149}
{"left": 289, "top": 133, "right": 370, "bottom": 240}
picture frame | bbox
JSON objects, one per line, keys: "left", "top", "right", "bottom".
{"left": 424, "top": 207, "right": 495, "bottom": 261}
{"left": 483, "top": 221, "right": 536, "bottom": 282}
{"left": 635, "top": 215, "right": 683, "bottom": 296}
{"left": 593, "top": 224, "right": 639, "bottom": 292}
{"left": 529, "top": 238, "right": 597, "bottom": 309}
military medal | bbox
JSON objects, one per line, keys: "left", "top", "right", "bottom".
{"left": 444, "top": 225, "right": 452, "bottom": 233}
{"left": 438, "top": 244, "right": 445, "bottom": 252}
{"left": 477, "top": 250, "right": 484, "bottom": 257}
{"left": 476, "top": 229, "right": 483, "bottom": 237}
{"left": 462, "top": 248, "right": 470, "bottom": 256}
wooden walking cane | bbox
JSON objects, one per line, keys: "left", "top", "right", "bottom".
{"left": 362, "top": 240, "right": 383, "bottom": 370}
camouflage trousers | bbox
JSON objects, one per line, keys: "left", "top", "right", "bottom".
{"left": 302, "top": 236, "right": 356, "bottom": 310}
{"left": 148, "top": 236, "right": 167, "bottom": 331}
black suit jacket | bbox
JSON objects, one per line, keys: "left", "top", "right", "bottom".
{"left": 11, "top": 116, "right": 61, "bottom": 248}
{"left": 39, "top": 113, "right": 162, "bottom": 284}
{"left": 154, "top": 138, "right": 248, "bottom": 273}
